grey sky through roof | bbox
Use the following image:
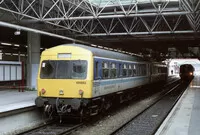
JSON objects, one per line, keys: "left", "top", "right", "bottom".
{"left": 88, "top": 0, "right": 179, "bottom": 8}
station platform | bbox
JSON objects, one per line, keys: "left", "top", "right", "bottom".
{"left": 0, "top": 90, "right": 37, "bottom": 113}
{"left": 155, "top": 76, "right": 200, "bottom": 135}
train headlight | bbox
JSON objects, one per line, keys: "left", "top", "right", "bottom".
{"left": 41, "top": 88, "right": 46, "bottom": 95}
{"left": 189, "top": 72, "right": 193, "bottom": 76}
{"left": 79, "top": 89, "right": 84, "bottom": 96}
{"left": 59, "top": 90, "right": 64, "bottom": 95}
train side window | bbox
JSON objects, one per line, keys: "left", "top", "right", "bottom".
{"left": 153, "top": 66, "right": 156, "bottom": 74}
{"left": 136, "top": 64, "right": 140, "bottom": 76}
{"left": 142, "top": 64, "right": 146, "bottom": 76}
{"left": 141, "top": 64, "right": 143, "bottom": 76}
{"left": 122, "top": 64, "right": 127, "bottom": 77}
{"left": 156, "top": 67, "right": 159, "bottom": 74}
{"left": 128, "top": 64, "right": 132, "bottom": 77}
{"left": 102, "top": 62, "right": 109, "bottom": 79}
{"left": 158, "top": 67, "right": 162, "bottom": 73}
{"left": 140, "top": 64, "right": 142, "bottom": 76}
{"left": 144, "top": 64, "right": 147, "bottom": 75}
{"left": 137, "top": 64, "right": 140, "bottom": 76}
{"left": 132, "top": 64, "right": 136, "bottom": 76}
{"left": 110, "top": 63, "right": 117, "bottom": 78}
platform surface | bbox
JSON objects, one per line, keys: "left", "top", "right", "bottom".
{"left": 0, "top": 90, "right": 37, "bottom": 113}
{"left": 155, "top": 76, "right": 200, "bottom": 135}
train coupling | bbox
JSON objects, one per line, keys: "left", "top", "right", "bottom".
{"left": 35, "top": 96, "right": 48, "bottom": 107}
{"left": 60, "top": 105, "right": 72, "bottom": 113}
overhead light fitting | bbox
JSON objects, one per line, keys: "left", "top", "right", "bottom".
{"left": 14, "top": 29, "right": 21, "bottom": 35}
{"left": 14, "top": 44, "right": 20, "bottom": 47}
{"left": 91, "top": 44, "right": 97, "bottom": 47}
{"left": 1, "top": 42, "right": 11, "bottom": 46}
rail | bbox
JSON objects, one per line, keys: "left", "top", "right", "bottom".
{"left": 110, "top": 81, "right": 188, "bottom": 135}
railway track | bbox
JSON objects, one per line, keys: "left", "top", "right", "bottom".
{"left": 18, "top": 121, "right": 83, "bottom": 135}
{"left": 17, "top": 79, "right": 181, "bottom": 135}
{"left": 110, "top": 81, "right": 189, "bottom": 135}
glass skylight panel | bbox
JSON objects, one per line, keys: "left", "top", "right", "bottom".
{"left": 88, "top": 0, "right": 179, "bottom": 8}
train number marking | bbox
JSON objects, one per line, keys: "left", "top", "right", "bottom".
{"left": 76, "top": 81, "right": 86, "bottom": 84}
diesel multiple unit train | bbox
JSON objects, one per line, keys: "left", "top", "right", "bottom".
{"left": 35, "top": 44, "right": 168, "bottom": 119}
{"left": 179, "top": 64, "right": 194, "bottom": 81}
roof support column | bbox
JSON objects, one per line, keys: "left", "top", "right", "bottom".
{"left": 27, "top": 32, "right": 40, "bottom": 90}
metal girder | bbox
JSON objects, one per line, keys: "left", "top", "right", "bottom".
{"left": 0, "top": 0, "right": 199, "bottom": 38}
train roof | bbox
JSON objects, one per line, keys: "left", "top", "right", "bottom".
{"left": 50, "top": 43, "right": 146, "bottom": 62}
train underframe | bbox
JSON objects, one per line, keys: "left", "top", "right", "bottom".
{"left": 35, "top": 82, "right": 165, "bottom": 122}
{"left": 35, "top": 89, "right": 139, "bottom": 122}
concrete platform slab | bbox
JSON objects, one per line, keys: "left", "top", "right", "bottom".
{"left": 155, "top": 76, "right": 200, "bottom": 135}
{"left": 0, "top": 90, "right": 36, "bottom": 113}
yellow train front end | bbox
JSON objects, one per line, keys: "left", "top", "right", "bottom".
{"left": 35, "top": 45, "right": 93, "bottom": 117}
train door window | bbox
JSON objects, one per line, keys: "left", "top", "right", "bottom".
{"left": 110, "top": 63, "right": 117, "bottom": 78}
{"left": 102, "top": 62, "right": 109, "bottom": 79}
{"left": 118, "top": 63, "right": 122, "bottom": 77}
{"left": 128, "top": 64, "right": 132, "bottom": 77}
{"left": 95, "top": 61, "right": 99, "bottom": 79}
{"left": 122, "top": 64, "right": 127, "bottom": 77}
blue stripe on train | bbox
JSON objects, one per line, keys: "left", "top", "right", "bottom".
{"left": 93, "top": 76, "right": 149, "bottom": 86}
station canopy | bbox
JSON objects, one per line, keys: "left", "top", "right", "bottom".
{"left": 0, "top": 0, "right": 199, "bottom": 60}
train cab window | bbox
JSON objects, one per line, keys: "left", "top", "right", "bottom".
{"left": 102, "top": 62, "right": 109, "bottom": 79}
{"left": 56, "top": 61, "right": 71, "bottom": 79}
{"left": 71, "top": 61, "right": 87, "bottom": 79}
{"left": 128, "top": 64, "right": 132, "bottom": 77}
{"left": 40, "top": 60, "right": 87, "bottom": 79}
{"left": 40, "top": 61, "right": 55, "bottom": 78}
{"left": 122, "top": 64, "right": 127, "bottom": 77}
{"left": 110, "top": 63, "right": 117, "bottom": 78}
